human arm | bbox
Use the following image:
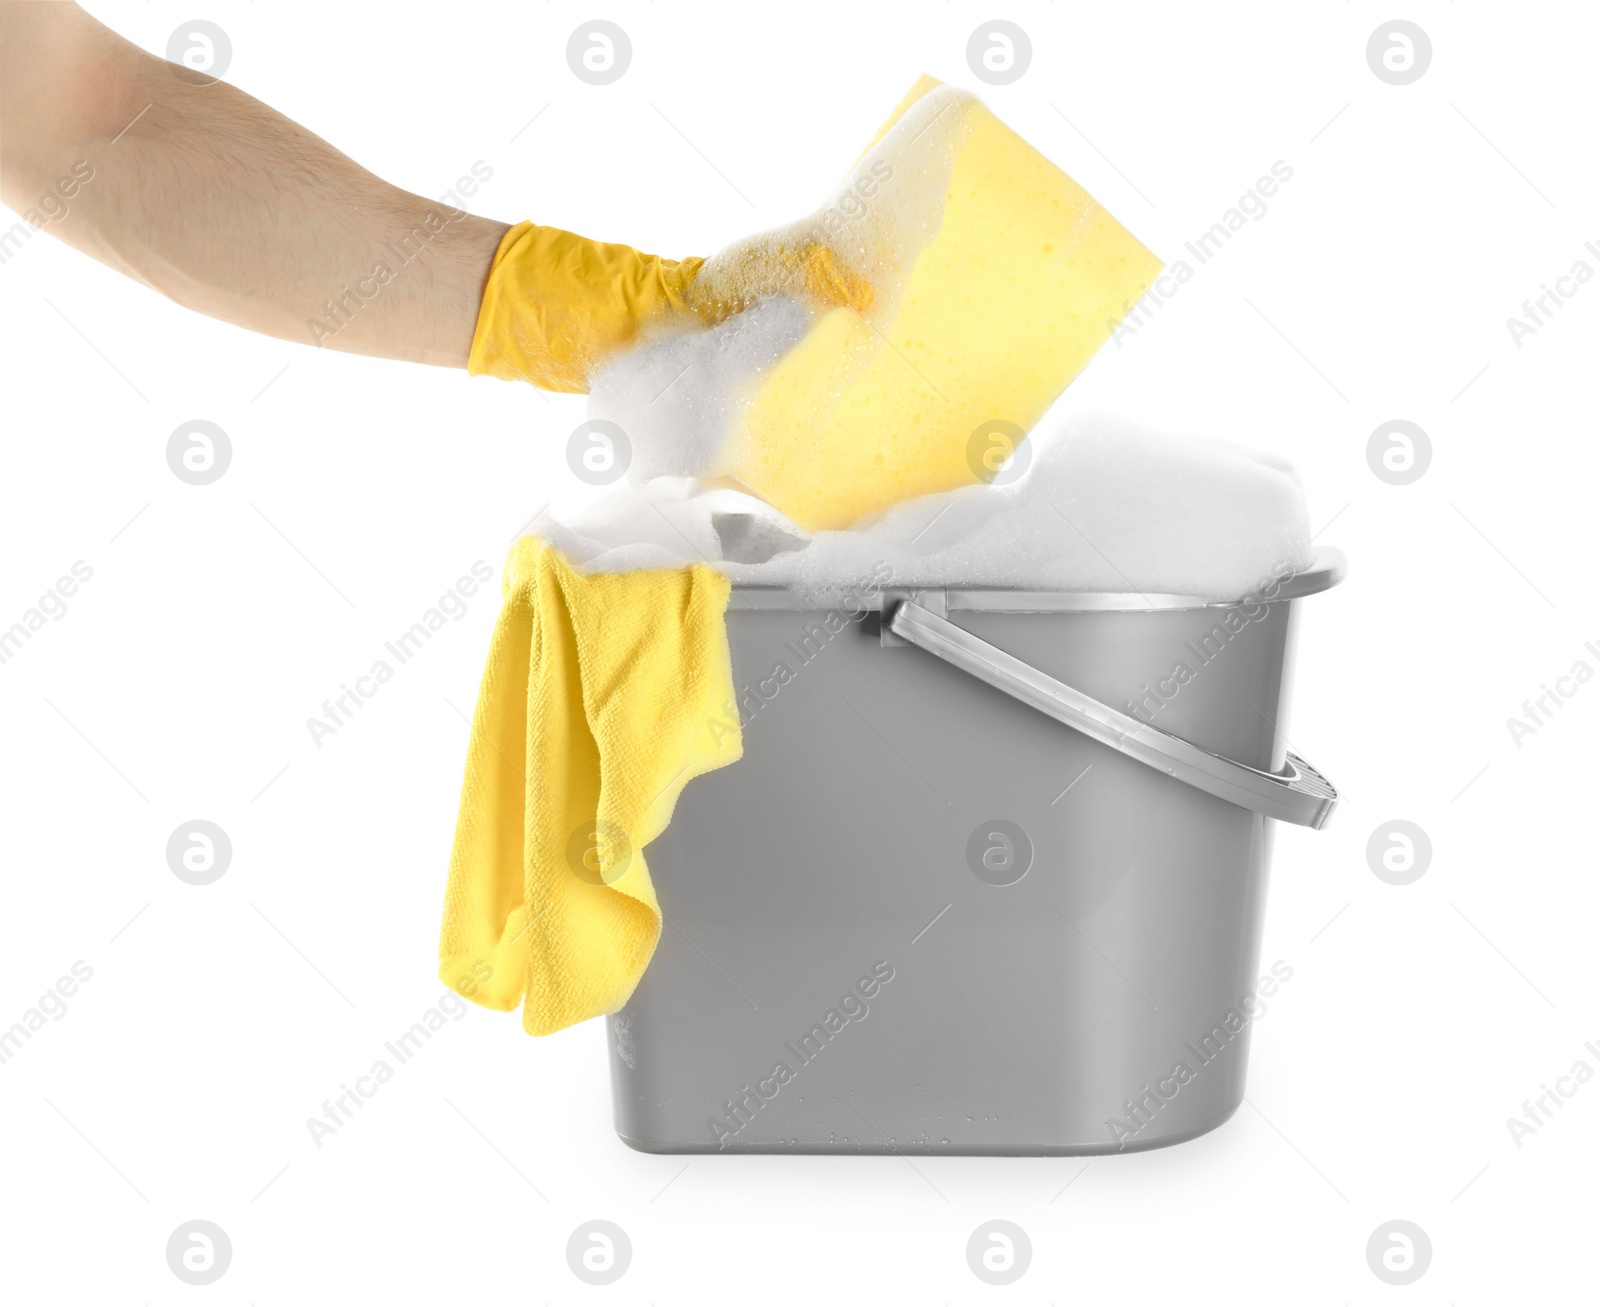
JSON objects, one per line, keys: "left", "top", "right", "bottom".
{"left": 0, "top": 2, "right": 872, "bottom": 389}
{"left": 0, "top": 0, "right": 507, "bottom": 367}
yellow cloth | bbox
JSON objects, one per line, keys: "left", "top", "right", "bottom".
{"left": 439, "top": 539, "right": 741, "bottom": 1034}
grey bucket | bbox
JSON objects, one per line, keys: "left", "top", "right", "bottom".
{"left": 607, "top": 548, "right": 1345, "bottom": 1155}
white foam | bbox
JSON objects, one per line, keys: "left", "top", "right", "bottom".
{"left": 538, "top": 414, "right": 1316, "bottom": 605}
{"left": 587, "top": 297, "right": 813, "bottom": 480}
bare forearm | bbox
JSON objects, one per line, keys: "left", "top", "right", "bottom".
{"left": 0, "top": 2, "right": 508, "bottom": 366}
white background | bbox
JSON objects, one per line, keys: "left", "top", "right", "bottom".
{"left": 2, "top": 0, "right": 1596, "bottom": 1301}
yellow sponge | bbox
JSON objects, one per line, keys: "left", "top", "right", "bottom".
{"left": 728, "top": 76, "right": 1162, "bottom": 530}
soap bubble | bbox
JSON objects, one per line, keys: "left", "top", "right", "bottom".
{"left": 537, "top": 414, "right": 1318, "bottom": 610}
{"left": 588, "top": 298, "right": 811, "bottom": 481}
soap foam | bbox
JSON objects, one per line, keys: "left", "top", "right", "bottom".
{"left": 588, "top": 297, "right": 813, "bottom": 480}
{"left": 538, "top": 414, "right": 1317, "bottom": 607}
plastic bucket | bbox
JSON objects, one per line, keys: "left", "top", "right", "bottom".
{"left": 606, "top": 548, "right": 1345, "bottom": 1155}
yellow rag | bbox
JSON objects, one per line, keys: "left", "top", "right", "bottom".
{"left": 439, "top": 539, "right": 742, "bottom": 1034}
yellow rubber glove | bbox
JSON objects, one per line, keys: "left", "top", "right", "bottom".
{"left": 468, "top": 221, "right": 873, "bottom": 393}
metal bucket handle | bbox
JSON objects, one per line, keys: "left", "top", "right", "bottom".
{"left": 886, "top": 599, "right": 1339, "bottom": 829}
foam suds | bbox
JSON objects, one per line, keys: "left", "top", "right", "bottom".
{"left": 538, "top": 414, "right": 1316, "bottom": 606}
{"left": 588, "top": 297, "right": 813, "bottom": 480}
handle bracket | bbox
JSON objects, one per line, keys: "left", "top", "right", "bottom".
{"left": 886, "top": 599, "right": 1338, "bottom": 829}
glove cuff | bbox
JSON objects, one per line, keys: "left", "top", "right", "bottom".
{"left": 469, "top": 221, "right": 703, "bottom": 392}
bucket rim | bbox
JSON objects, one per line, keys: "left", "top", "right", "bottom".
{"left": 728, "top": 546, "right": 1346, "bottom": 613}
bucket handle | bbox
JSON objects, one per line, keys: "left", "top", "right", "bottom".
{"left": 886, "top": 599, "right": 1338, "bottom": 829}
